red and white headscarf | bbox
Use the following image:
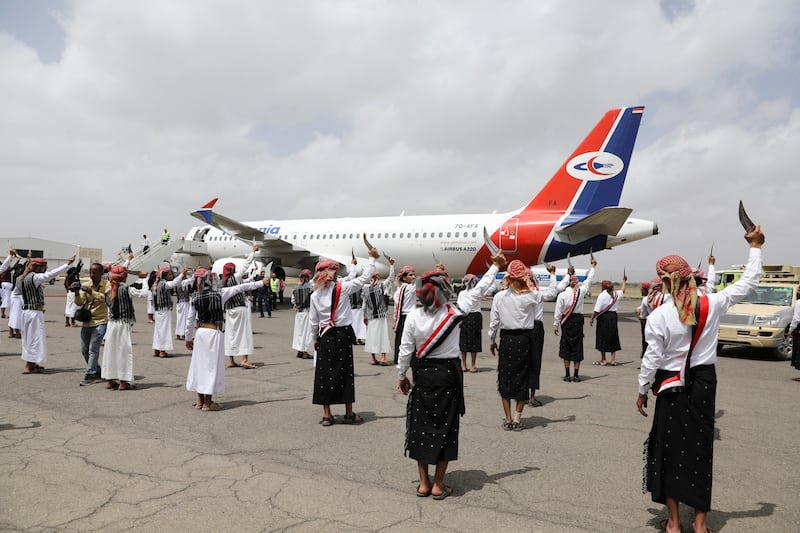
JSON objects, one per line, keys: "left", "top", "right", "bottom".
{"left": 656, "top": 254, "right": 698, "bottom": 325}
{"left": 299, "top": 269, "right": 312, "bottom": 281}
{"left": 601, "top": 280, "right": 614, "bottom": 295}
{"left": 417, "top": 269, "right": 450, "bottom": 311}
{"left": 193, "top": 267, "right": 218, "bottom": 291}
{"left": 313, "top": 259, "right": 340, "bottom": 289}
{"left": 461, "top": 273, "right": 478, "bottom": 290}
{"left": 109, "top": 266, "right": 127, "bottom": 302}
{"left": 505, "top": 260, "right": 529, "bottom": 281}
{"left": 397, "top": 265, "right": 415, "bottom": 281}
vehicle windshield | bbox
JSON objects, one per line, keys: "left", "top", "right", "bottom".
{"left": 740, "top": 286, "right": 794, "bottom": 306}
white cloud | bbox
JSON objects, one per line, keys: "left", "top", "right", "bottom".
{"left": 0, "top": 0, "right": 797, "bottom": 277}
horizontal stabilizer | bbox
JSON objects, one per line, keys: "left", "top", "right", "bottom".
{"left": 554, "top": 207, "right": 632, "bottom": 244}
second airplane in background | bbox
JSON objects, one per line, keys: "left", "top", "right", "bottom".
{"left": 184, "top": 105, "right": 657, "bottom": 278}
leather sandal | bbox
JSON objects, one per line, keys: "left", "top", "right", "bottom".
{"left": 342, "top": 413, "right": 363, "bottom": 425}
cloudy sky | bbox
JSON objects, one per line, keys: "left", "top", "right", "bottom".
{"left": 1, "top": 0, "right": 797, "bottom": 279}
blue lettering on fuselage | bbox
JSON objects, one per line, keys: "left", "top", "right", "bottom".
{"left": 258, "top": 226, "right": 281, "bottom": 236}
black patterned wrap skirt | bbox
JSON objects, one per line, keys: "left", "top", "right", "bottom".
{"left": 405, "top": 357, "right": 464, "bottom": 464}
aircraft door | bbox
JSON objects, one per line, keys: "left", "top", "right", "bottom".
{"left": 498, "top": 218, "right": 519, "bottom": 253}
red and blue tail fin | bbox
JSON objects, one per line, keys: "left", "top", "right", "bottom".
{"left": 524, "top": 106, "right": 644, "bottom": 217}
{"left": 467, "top": 106, "right": 645, "bottom": 272}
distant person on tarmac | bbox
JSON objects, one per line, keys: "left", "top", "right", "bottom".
{"left": 16, "top": 254, "right": 75, "bottom": 374}
{"left": 291, "top": 269, "right": 313, "bottom": 359}
{"left": 102, "top": 266, "right": 149, "bottom": 390}
{"left": 142, "top": 234, "right": 150, "bottom": 254}
{"left": 151, "top": 265, "right": 187, "bottom": 357}
{"left": 74, "top": 262, "right": 110, "bottom": 386}
{"left": 590, "top": 277, "right": 627, "bottom": 367}
{"left": 553, "top": 258, "right": 597, "bottom": 382}
{"left": 223, "top": 246, "right": 258, "bottom": 369}
{"left": 161, "top": 229, "right": 170, "bottom": 245}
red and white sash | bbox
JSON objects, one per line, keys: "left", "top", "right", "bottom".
{"left": 319, "top": 283, "right": 343, "bottom": 337}
{"left": 655, "top": 296, "right": 710, "bottom": 395}
{"left": 392, "top": 285, "right": 406, "bottom": 331}
{"left": 416, "top": 304, "right": 462, "bottom": 359}
{"left": 560, "top": 288, "right": 580, "bottom": 326}
{"left": 596, "top": 291, "right": 618, "bottom": 317}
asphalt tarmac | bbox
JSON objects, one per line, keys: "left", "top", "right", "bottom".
{"left": 0, "top": 287, "right": 797, "bottom": 532}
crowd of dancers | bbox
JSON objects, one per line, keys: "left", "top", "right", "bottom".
{"left": 0, "top": 225, "right": 782, "bottom": 530}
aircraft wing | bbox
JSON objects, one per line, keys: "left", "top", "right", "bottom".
{"left": 553, "top": 207, "right": 633, "bottom": 245}
{"left": 190, "top": 198, "right": 303, "bottom": 257}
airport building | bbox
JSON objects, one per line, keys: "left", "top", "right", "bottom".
{"left": 0, "top": 237, "right": 102, "bottom": 271}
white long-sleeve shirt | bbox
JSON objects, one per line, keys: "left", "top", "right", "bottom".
{"left": 1, "top": 254, "right": 20, "bottom": 275}
{"left": 309, "top": 258, "right": 376, "bottom": 334}
{"left": 398, "top": 265, "right": 498, "bottom": 380}
{"left": 488, "top": 289, "right": 541, "bottom": 344}
{"left": 486, "top": 272, "right": 563, "bottom": 343}
{"left": 637, "top": 248, "right": 762, "bottom": 395}
{"left": 593, "top": 289, "right": 624, "bottom": 314}
{"left": 552, "top": 267, "right": 595, "bottom": 327}
{"left": 13, "top": 263, "right": 71, "bottom": 294}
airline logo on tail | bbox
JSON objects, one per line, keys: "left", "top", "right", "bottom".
{"left": 566, "top": 152, "right": 624, "bottom": 180}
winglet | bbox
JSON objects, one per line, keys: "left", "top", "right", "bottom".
{"left": 195, "top": 198, "right": 218, "bottom": 224}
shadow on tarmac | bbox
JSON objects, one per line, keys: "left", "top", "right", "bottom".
{"left": 645, "top": 501, "right": 775, "bottom": 532}
{"left": 0, "top": 421, "right": 42, "bottom": 431}
{"left": 447, "top": 466, "right": 541, "bottom": 495}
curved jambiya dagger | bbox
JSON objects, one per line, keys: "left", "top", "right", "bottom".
{"left": 738, "top": 201, "right": 756, "bottom": 233}
{"left": 483, "top": 227, "right": 500, "bottom": 256}
{"left": 363, "top": 234, "right": 375, "bottom": 252}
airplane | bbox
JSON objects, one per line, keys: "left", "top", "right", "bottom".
{"left": 183, "top": 105, "right": 657, "bottom": 279}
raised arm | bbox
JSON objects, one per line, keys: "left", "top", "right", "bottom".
{"left": 457, "top": 252, "right": 506, "bottom": 311}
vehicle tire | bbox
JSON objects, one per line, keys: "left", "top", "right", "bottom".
{"left": 773, "top": 334, "right": 792, "bottom": 360}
